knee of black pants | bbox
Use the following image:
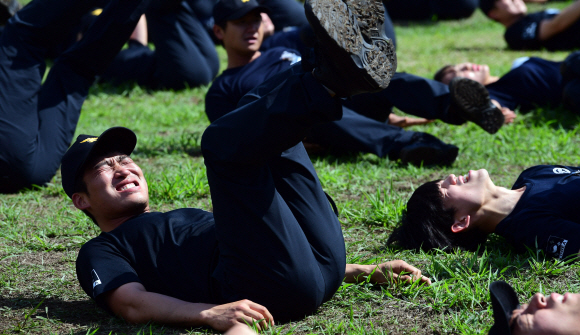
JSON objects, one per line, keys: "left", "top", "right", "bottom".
{"left": 432, "top": 0, "right": 478, "bottom": 20}
{"left": 0, "top": 161, "right": 53, "bottom": 193}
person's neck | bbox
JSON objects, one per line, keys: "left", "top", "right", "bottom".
{"left": 475, "top": 186, "right": 526, "bottom": 233}
{"left": 499, "top": 13, "right": 525, "bottom": 28}
{"left": 98, "top": 207, "right": 150, "bottom": 233}
{"left": 485, "top": 76, "right": 500, "bottom": 85}
{"left": 227, "top": 50, "right": 262, "bottom": 69}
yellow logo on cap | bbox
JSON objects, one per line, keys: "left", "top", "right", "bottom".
{"left": 80, "top": 137, "right": 98, "bottom": 143}
{"left": 242, "top": 0, "right": 250, "bottom": 2}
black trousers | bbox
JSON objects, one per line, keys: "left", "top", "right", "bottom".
{"left": 0, "top": 0, "right": 150, "bottom": 192}
{"left": 202, "top": 65, "right": 346, "bottom": 321}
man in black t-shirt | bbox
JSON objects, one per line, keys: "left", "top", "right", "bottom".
{"left": 62, "top": 0, "right": 430, "bottom": 331}
{"left": 480, "top": 0, "right": 580, "bottom": 50}
{"left": 387, "top": 165, "right": 580, "bottom": 261}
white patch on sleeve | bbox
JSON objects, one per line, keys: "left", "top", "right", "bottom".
{"left": 91, "top": 269, "right": 102, "bottom": 289}
{"left": 280, "top": 51, "right": 302, "bottom": 65}
{"left": 523, "top": 22, "right": 537, "bottom": 40}
{"left": 553, "top": 167, "right": 571, "bottom": 174}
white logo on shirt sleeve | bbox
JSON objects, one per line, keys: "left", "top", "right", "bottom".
{"left": 523, "top": 22, "right": 537, "bottom": 40}
{"left": 280, "top": 51, "right": 301, "bottom": 65}
{"left": 91, "top": 269, "right": 102, "bottom": 289}
{"left": 553, "top": 167, "right": 571, "bottom": 174}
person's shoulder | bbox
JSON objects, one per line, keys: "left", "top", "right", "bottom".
{"left": 261, "top": 47, "right": 301, "bottom": 62}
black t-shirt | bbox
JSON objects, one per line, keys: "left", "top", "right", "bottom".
{"left": 505, "top": 10, "right": 580, "bottom": 50}
{"left": 496, "top": 165, "right": 580, "bottom": 260}
{"left": 205, "top": 47, "right": 301, "bottom": 122}
{"left": 486, "top": 57, "right": 563, "bottom": 112}
{"left": 76, "top": 209, "right": 219, "bottom": 309}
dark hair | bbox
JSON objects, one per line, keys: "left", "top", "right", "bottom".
{"left": 479, "top": 0, "right": 497, "bottom": 17}
{"left": 434, "top": 64, "right": 454, "bottom": 83}
{"left": 75, "top": 172, "right": 99, "bottom": 226}
{"left": 387, "top": 180, "right": 488, "bottom": 252}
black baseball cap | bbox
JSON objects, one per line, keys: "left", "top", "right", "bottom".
{"left": 61, "top": 127, "right": 137, "bottom": 199}
{"left": 479, "top": 0, "right": 497, "bottom": 16}
{"left": 489, "top": 281, "right": 521, "bottom": 335}
{"left": 213, "top": 0, "right": 269, "bottom": 26}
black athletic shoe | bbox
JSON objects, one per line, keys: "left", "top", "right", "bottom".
{"left": 449, "top": 77, "right": 504, "bottom": 134}
{"left": 305, "top": 0, "right": 396, "bottom": 97}
{"left": 398, "top": 133, "right": 458, "bottom": 166}
{"left": 0, "top": 0, "right": 20, "bottom": 25}
{"left": 561, "top": 51, "right": 580, "bottom": 84}
{"left": 562, "top": 78, "right": 580, "bottom": 114}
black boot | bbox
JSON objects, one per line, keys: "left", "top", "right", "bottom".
{"left": 449, "top": 77, "right": 504, "bottom": 134}
{"left": 560, "top": 51, "right": 580, "bottom": 84}
{"left": 562, "top": 78, "right": 580, "bottom": 114}
{"left": 396, "top": 132, "right": 458, "bottom": 166}
{"left": 304, "top": 0, "right": 396, "bottom": 97}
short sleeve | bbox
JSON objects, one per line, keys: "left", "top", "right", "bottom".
{"left": 505, "top": 17, "right": 542, "bottom": 50}
{"left": 76, "top": 240, "right": 141, "bottom": 308}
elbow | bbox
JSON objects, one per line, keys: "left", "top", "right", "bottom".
{"left": 115, "top": 306, "right": 151, "bottom": 325}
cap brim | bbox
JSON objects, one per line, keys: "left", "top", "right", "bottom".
{"left": 221, "top": 5, "right": 269, "bottom": 23}
{"left": 489, "top": 281, "right": 520, "bottom": 335}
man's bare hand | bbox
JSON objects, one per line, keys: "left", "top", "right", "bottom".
{"left": 261, "top": 13, "right": 275, "bottom": 38}
{"left": 344, "top": 261, "right": 431, "bottom": 286}
{"left": 373, "top": 260, "right": 432, "bottom": 286}
{"left": 491, "top": 99, "right": 517, "bottom": 124}
{"left": 388, "top": 114, "right": 435, "bottom": 128}
{"left": 200, "top": 300, "right": 274, "bottom": 332}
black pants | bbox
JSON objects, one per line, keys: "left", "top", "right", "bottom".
{"left": 101, "top": 0, "right": 219, "bottom": 90}
{"left": 202, "top": 65, "right": 346, "bottom": 321}
{"left": 0, "top": 0, "right": 150, "bottom": 193}
{"left": 385, "top": 0, "right": 478, "bottom": 21}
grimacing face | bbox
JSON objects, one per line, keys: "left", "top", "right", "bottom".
{"left": 78, "top": 153, "right": 149, "bottom": 223}
{"left": 510, "top": 292, "right": 580, "bottom": 335}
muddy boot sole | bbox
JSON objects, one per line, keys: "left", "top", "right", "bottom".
{"left": 449, "top": 77, "right": 504, "bottom": 134}
{"left": 305, "top": 0, "right": 396, "bottom": 95}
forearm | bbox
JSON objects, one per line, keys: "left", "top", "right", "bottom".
{"left": 344, "top": 264, "right": 378, "bottom": 283}
{"left": 112, "top": 289, "right": 215, "bottom": 326}
{"left": 539, "top": 1, "right": 580, "bottom": 40}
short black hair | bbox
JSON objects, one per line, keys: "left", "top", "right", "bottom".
{"left": 387, "top": 180, "right": 488, "bottom": 252}
{"left": 434, "top": 64, "right": 454, "bottom": 83}
{"left": 479, "top": 0, "right": 497, "bottom": 16}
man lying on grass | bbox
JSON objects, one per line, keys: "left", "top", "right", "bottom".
{"left": 488, "top": 281, "right": 580, "bottom": 335}
{"left": 479, "top": 0, "right": 580, "bottom": 50}
{"left": 388, "top": 165, "right": 580, "bottom": 260}
{"left": 61, "top": 0, "right": 430, "bottom": 331}
{"left": 434, "top": 51, "right": 580, "bottom": 115}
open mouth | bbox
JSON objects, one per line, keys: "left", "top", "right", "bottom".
{"left": 116, "top": 181, "right": 139, "bottom": 192}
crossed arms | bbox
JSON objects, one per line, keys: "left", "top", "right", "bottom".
{"left": 103, "top": 260, "right": 430, "bottom": 331}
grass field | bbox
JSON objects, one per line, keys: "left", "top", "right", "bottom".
{"left": 2, "top": 1, "right": 580, "bottom": 334}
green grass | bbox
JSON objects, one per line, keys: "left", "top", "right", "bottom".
{"left": 2, "top": 1, "right": 580, "bottom": 334}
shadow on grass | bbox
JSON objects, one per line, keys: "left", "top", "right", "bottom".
{"left": 522, "top": 105, "right": 580, "bottom": 130}
{"left": 0, "top": 297, "right": 213, "bottom": 334}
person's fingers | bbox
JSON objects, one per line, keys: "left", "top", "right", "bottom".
{"left": 248, "top": 302, "right": 274, "bottom": 328}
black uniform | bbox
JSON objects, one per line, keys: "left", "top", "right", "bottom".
{"left": 78, "top": 64, "right": 347, "bottom": 322}
{"left": 496, "top": 165, "right": 580, "bottom": 260}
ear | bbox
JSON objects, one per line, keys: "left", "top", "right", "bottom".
{"left": 72, "top": 192, "right": 91, "bottom": 211}
{"left": 451, "top": 215, "right": 470, "bottom": 233}
{"left": 213, "top": 24, "right": 225, "bottom": 41}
